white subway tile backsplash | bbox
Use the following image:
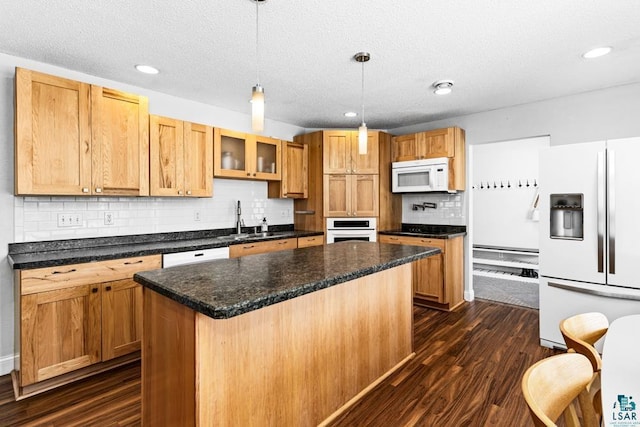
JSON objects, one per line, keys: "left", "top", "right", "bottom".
{"left": 401, "top": 193, "right": 466, "bottom": 226}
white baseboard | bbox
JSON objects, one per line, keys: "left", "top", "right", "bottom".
{"left": 0, "top": 353, "right": 16, "bottom": 376}
{"left": 464, "top": 289, "right": 475, "bottom": 301}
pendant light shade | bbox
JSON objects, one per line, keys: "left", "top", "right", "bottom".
{"left": 354, "top": 52, "right": 370, "bottom": 155}
{"left": 251, "top": 0, "right": 266, "bottom": 132}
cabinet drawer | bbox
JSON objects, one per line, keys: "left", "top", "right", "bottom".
{"left": 297, "top": 235, "right": 324, "bottom": 248}
{"left": 20, "top": 255, "right": 162, "bottom": 295}
{"left": 229, "top": 238, "right": 297, "bottom": 257}
{"left": 378, "top": 235, "right": 445, "bottom": 252}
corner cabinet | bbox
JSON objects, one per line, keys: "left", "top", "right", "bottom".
{"left": 14, "top": 255, "right": 161, "bottom": 398}
{"left": 268, "top": 140, "right": 309, "bottom": 199}
{"left": 391, "top": 126, "right": 466, "bottom": 191}
{"left": 150, "top": 115, "right": 213, "bottom": 197}
{"left": 214, "top": 128, "right": 281, "bottom": 181}
{"left": 15, "top": 67, "right": 150, "bottom": 196}
{"left": 378, "top": 235, "right": 464, "bottom": 311}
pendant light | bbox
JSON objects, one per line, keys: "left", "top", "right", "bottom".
{"left": 354, "top": 52, "right": 370, "bottom": 155}
{"left": 251, "top": 0, "right": 265, "bottom": 132}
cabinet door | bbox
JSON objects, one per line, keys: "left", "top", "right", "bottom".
{"left": 323, "top": 174, "right": 350, "bottom": 217}
{"left": 323, "top": 131, "right": 352, "bottom": 174}
{"left": 352, "top": 131, "right": 379, "bottom": 174}
{"left": 352, "top": 175, "right": 379, "bottom": 217}
{"left": 91, "top": 86, "right": 150, "bottom": 196}
{"left": 282, "top": 141, "right": 308, "bottom": 198}
{"left": 254, "top": 136, "right": 281, "bottom": 180}
{"left": 413, "top": 254, "right": 445, "bottom": 302}
{"left": 417, "top": 128, "right": 455, "bottom": 159}
{"left": 391, "top": 134, "right": 417, "bottom": 162}
{"left": 20, "top": 284, "right": 101, "bottom": 386}
{"left": 229, "top": 238, "right": 297, "bottom": 257}
{"left": 15, "top": 68, "right": 92, "bottom": 196}
{"left": 297, "top": 235, "right": 324, "bottom": 248}
{"left": 184, "top": 122, "right": 213, "bottom": 197}
{"left": 214, "top": 128, "right": 250, "bottom": 178}
{"left": 102, "top": 279, "right": 143, "bottom": 361}
{"left": 150, "top": 115, "right": 184, "bottom": 196}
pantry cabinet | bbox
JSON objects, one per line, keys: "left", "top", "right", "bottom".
{"left": 214, "top": 128, "right": 281, "bottom": 181}
{"left": 150, "top": 115, "right": 213, "bottom": 197}
{"left": 15, "top": 255, "right": 161, "bottom": 393}
{"left": 323, "top": 174, "right": 379, "bottom": 217}
{"left": 378, "top": 234, "right": 464, "bottom": 311}
{"left": 14, "top": 68, "right": 150, "bottom": 196}
{"left": 268, "top": 140, "right": 308, "bottom": 199}
{"left": 323, "top": 130, "right": 378, "bottom": 174}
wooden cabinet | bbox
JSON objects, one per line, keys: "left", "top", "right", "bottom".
{"left": 268, "top": 140, "right": 308, "bottom": 199}
{"left": 323, "top": 174, "right": 379, "bottom": 217}
{"left": 214, "top": 128, "right": 282, "bottom": 181}
{"left": 391, "top": 127, "right": 466, "bottom": 191}
{"left": 297, "top": 235, "right": 324, "bottom": 248}
{"left": 16, "top": 255, "right": 161, "bottom": 392}
{"left": 15, "top": 68, "right": 150, "bottom": 196}
{"left": 150, "top": 115, "right": 213, "bottom": 197}
{"left": 229, "top": 238, "right": 297, "bottom": 258}
{"left": 323, "top": 130, "right": 378, "bottom": 174}
{"left": 378, "top": 235, "right": 464, "bottom": 311}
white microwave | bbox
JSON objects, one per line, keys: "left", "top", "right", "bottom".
{"left": 391, "top": 158, "right": 450, "bottom": 193}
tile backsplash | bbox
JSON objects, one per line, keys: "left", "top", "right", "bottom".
{"left": 14, "top": 179, "right": 293, "bottom": 243}
{"left": 402, "top": 193, "right": 466, "bottom": 225}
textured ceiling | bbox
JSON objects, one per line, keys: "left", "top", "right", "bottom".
{"left": 1, "top": 1, "right": 639, "bottom": 130}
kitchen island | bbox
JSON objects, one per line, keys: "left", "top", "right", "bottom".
{"left": 134, "top": 241, "right": 439, "bottom": 426}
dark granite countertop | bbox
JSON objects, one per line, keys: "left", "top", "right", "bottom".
{"left": 134, "top": 241, "right": 440, "bottom": 319}
{"left": 8, "top": 226, "right": 323, "bottom": 270}
{"left": 379, "top": 223, "right": 466, "bottom": 239}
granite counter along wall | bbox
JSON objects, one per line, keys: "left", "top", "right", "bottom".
{"left": 14, "top": 178, "right": 294, "bottom": 243}
{"left": 401, "top": 193, "right": 466, "bottom": 226}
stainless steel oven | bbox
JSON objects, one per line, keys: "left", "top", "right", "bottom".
{"left": 326, "top": 218, "right": 377, "bottom": 244}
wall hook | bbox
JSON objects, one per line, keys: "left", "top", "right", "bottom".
{"left": 534, "top": 179, "right": 538, "bottom": 187}
{"left": 493, "top": 181, "right": 497, "bottom": 189}
{"left": 507, "top": 181, "right": 511, "bottom": 188}
{"left": 480, "top": 182, "right": 484, "bottom": 189}
{"left": 526, "top": 179, "right": 530, "bottom": 187}
{"left": 518, "top": 180, "right": 522, "bottom": 188}
{"left": 500, "top": 181, "right": 504, "bottom": 188}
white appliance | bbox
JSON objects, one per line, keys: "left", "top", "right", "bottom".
{"left": 326, "top": 217, "right": 377, "bottom": 244}
{"left": 391, "top": 158, "right": 449, "bottom": 193}
{"left": 162, "top": 247, "right": 230, "bottom": 268}
{"left": 539, "top": 137, "right": 640, "bottom": 348}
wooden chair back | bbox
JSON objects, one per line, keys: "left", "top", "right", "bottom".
{"left": 559, "top": 312, "right": 608, "bottom": 371}
{"left": 522, "top": 353, "right": 600, "bottom": 427}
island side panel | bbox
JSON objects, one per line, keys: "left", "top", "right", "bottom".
{"left": 142, "top": 289, "right": 196, "bottom": 426}
{"left": 195, "top": 263, "right": 413, "bottom": 426}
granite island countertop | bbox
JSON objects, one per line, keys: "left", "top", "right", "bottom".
{"left": 379, "top": 223, "right": 466, "bottom": 239}
{"left": 8, "top": 227, "right": 323, "bottom": 270}
{"left": 134, "top": 241, "right": 440, "bottom": 319}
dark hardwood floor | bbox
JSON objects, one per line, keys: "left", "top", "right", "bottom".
{"left": 0, "top": 300, "right": 556, "bottom": 426}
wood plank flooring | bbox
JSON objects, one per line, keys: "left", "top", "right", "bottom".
{"left": 0, "top": 300, "right": 557, "bottom": 426}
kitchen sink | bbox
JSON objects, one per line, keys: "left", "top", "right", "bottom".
{"left": 216, "top": 233, "right": 249, "bottom": 241}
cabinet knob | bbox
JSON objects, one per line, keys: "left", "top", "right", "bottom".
{"left": 95, "top": 187, "right": 102, "bottom": 193}
{"left": 247, "top": 173, "right": 251, "bottom": 176}
{"left": 91, "top": 288, "right": 98, "bottom": 293}
{"left": 253, "top": 173, "right": 257, "bottom": 177}
{"left": 82, "top": 187, "right": 89, "bottom": 193}
{"left": 178, "top": 190, "right": 183, "bottom": 195}
{"left": 105, "top": 286, "right": 112, "bottom": 291}
{"left": 186, "top": 190, "right": 192, "bottom": 195}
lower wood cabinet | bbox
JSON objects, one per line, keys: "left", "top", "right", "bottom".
{"left": 229, "top": 238, "right": 298, "bottom": 258}
{"left": 15, "top": 255, "right": 161, "bottom": 395}
{"left": 378, "top": 234, "right": 464, "bottom": 311}
{"left": 297, "top": 235, "right": 324, "bottom": 248}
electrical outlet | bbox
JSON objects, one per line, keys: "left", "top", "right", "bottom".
{"left": 104, "top": 212, "right": 114, "bottom": 225}
{"left": 280, "top": 210, "right": 287, "bottom": 217}
{"left": 194, "top": 211, "right": 201, "bottom": 221}
{"left": 57, "top": 213, "right": 82, "bottom": 227}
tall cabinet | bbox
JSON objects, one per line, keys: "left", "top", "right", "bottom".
{"left": 15, "top": 68, "right": 150, "bottom": 196}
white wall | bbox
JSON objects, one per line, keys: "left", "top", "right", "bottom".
{"left": 401, "top": 193, "right": 465, "bottom": 225}
{"left": 389, "top": 82, "right": 640, "bottom": 301}
{"left": 0, "top": 53, "right": 306, "bottom": 374}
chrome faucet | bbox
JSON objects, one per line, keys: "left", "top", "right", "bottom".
{"left": 236, "top": 200, "right": 243, "bottom": 234}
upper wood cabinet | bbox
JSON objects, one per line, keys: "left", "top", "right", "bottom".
{"left": 323, "top": 174, "right": 379, "bottom": 217}
{"left": 268, "top": 140, "right": 308, "bottom": 199}
{"left": 323, "top": 130, "right": 378, "bottom": 174}
{"left": 15, "top": 68, "right": 150, "bottom": 196}
{"left": 214, "top": 128, "right": 282, "bottom": 181}
{"left": 150, "top": 115, "right": 213, "bottom": 197}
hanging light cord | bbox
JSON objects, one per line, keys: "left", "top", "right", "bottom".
{"left": 255, "top": 0, "right": 260, "bottom": 85}
{"left": 360, "top": 60, "right": 365, "bottom": 125}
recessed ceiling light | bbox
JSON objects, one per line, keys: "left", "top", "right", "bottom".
{"left": 344, "top": 112, "right": 357, "bottom": 118}
{"left": 135, "top": 64, "right": 159, "bottom": 74}
{"left": 582, "top": 47, "right": 612, "bottom": 59}
{"left": 433, "top": 80, "right": 454, "bottom": 95}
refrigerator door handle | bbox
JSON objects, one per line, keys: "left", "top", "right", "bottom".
{"left": 597, "top": 151, "right": 605, "bottom": 273}
{"left": 608, "top": 150, "right": 616, "bottom": 274}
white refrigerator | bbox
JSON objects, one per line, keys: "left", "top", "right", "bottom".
{"left": 539, "top": 137, "right": 640, "bottom": 348}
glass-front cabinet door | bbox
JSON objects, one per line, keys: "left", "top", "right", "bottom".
{"left": 255, "top": 136, "right": 281, "bottom": 180}
{"left": 214, "top": 128, "right": 249, "bottom": 179}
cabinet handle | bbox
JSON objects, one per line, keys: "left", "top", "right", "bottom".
{"left": 95, "top": 187, "right": 102, "bottom": 193}
{"left": 186, "top": 190, "right": 192, "bottom": 195}
{"left": 124, "top": 260, "right": 144, "bottom": 265}
{"left": 278, "top": 241, "right": 287, "bottom": 245}
{"left": 243, "top": 245, "right": 255, "bottom": 249}
{"left": 52, "top": 268, "right": 77, "bottom": 275}
{"left": 178, "top": 190, "right": 183, "bottom": 195}
{"left": 105, "top": 286, "right": 112, "bottom": 291}
{"left": 389, "top": 237, "right": 399, "bottom": 241}
{"left": 82, "top": 187, "right": 89, "bottom": 193}
{"left": 91, "top": 288, "right": 98, "bottom": 293}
